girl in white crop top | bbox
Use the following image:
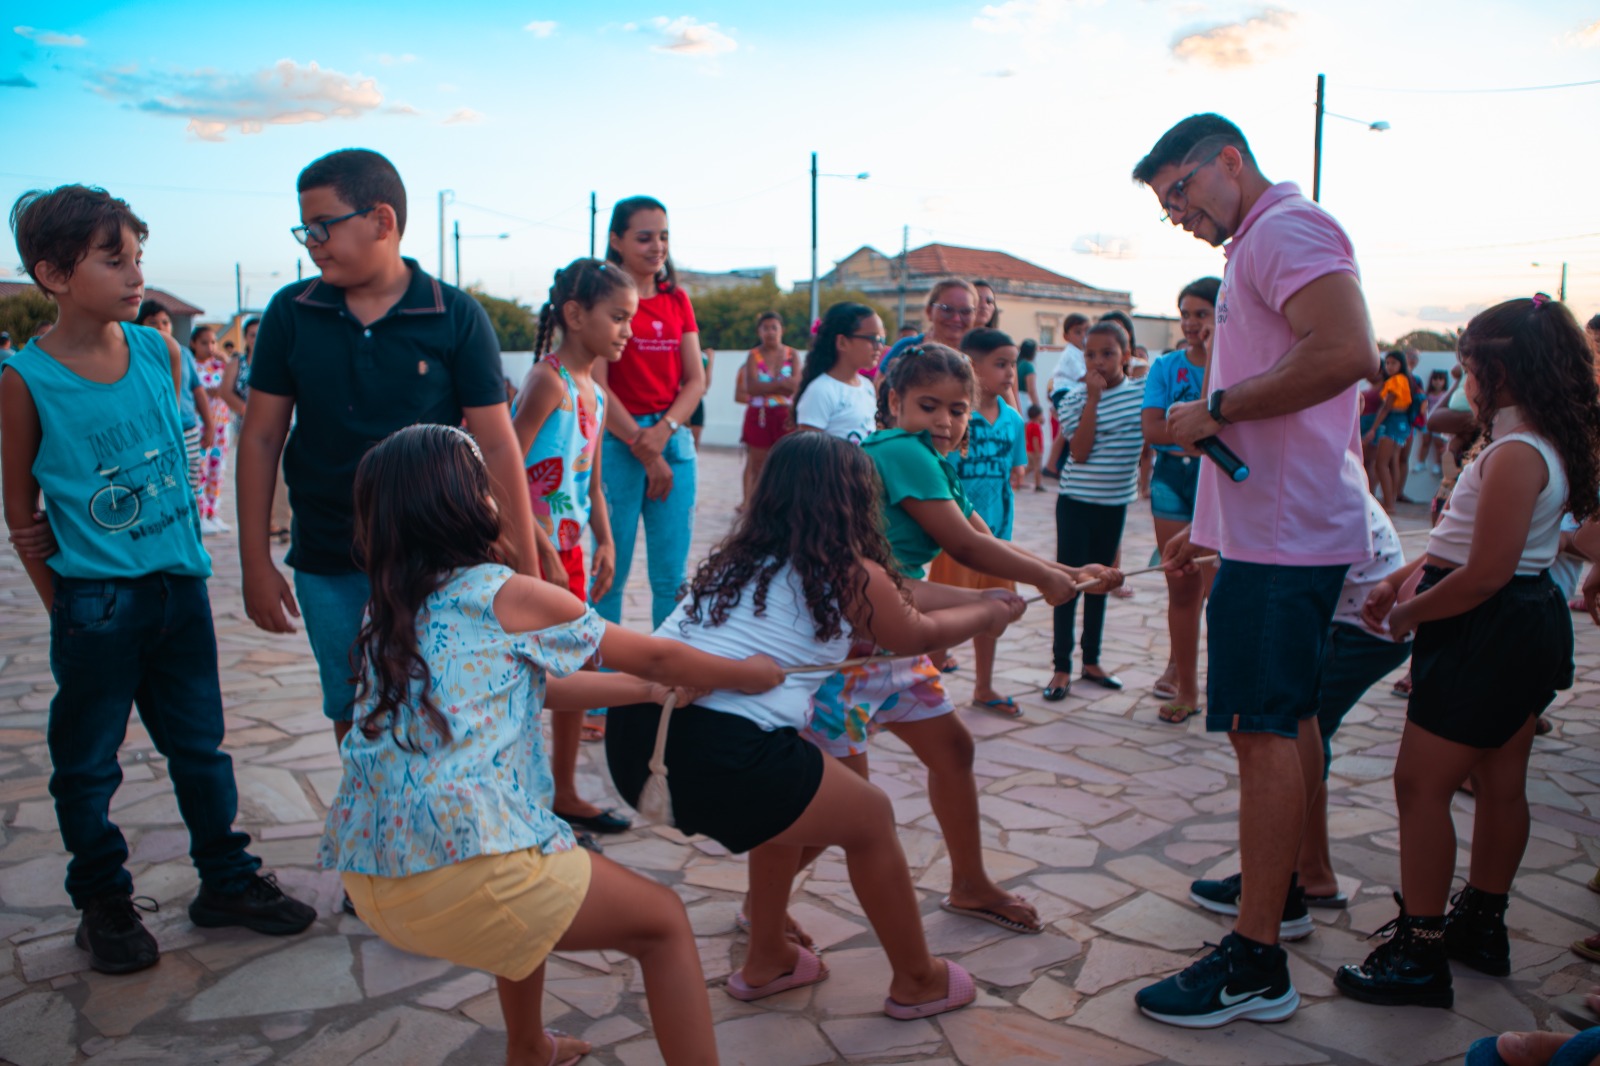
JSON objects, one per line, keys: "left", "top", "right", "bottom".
{"left": 1344, "top": 296, "right": 1600, "bottom": 1007}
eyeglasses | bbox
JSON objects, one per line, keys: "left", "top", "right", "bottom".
{"left": 848, "top": 333, "right": 888, "bottom": 348}
{"left": 291, "top": 207, "right": 376, "bottom": 246}
{"left": 932, "top": 304, "right": 975, "bottom": 319}
{"left": 1160, "top": 149, "right": 1222, "bottom": 224}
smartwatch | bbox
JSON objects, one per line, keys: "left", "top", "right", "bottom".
{"left": 664, "top": 416, "right": 683, "bottom": 433}
{"left": 1207, "top": 389, "right": 1230, "bottom": 426}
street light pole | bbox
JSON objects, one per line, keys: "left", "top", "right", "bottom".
{"left": 810, "top": 152, "right": 819, "bottom": 329}
{"left": 590, "top": 191, "right": 598, "bottom": 260}
{"left": 437, "top": 189, "right": 454, "bottom": 277}
{"left": 1313, "top": 73, "right": 1326, "bottom": 203}
{"left": 454, "top": 220, "right": 461, "bottom": 289}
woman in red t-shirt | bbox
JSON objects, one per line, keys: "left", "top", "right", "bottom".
{"left": 593, "top": 196, "right": 707, "bottom": 630}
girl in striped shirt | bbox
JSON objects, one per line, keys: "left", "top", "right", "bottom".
{"left": 1046, "top": 321, "right": 1147, "bottom": 702}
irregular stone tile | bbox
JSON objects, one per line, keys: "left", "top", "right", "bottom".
{"left": 547, "top": 974, "right": 625, "bottom": 1019}
{"left": 81, "top": 1035, "right": 272, "bottom": 1065}
{"left": 80, "top": 953, "right": 206, "bottom": 1036}
{"left": 1074, "top": 939, "right": 1192, "bottom": 996}
{"left": 1031, "top": 873, "right": 1136, "bottom": 912}
{"left": 1004, "top": 787, "right": 1130, "bottom": 827}
{"left": 942, "top": 1007, "right": 1157, "bottom": 1065}
{"left": 788, "top": 901, "right": 869, "bottom": 951}
{"left": 277, "top": 1005, "right": 477, "bottom": 1066}
{"left": 711, "top": 1012, "right": 837, "bottom": 1065}
{"left": 821, "top": 1015, "right": 941, "bottom": 1059}
{"left": 960, "top": 932, "right": 1081, "bottom": 987}
{"left": 1164, "top": 842, "right": 1232, "bottom": 866}
{"left": 0, "top": 991, "right": 76, "bottom": 1066}
{"left": 1091, "top": 815, "right": 1173, "bottom": 853}
{"left": 0, "top": 853, "right": 67, "bottom": 909}
{"left": 601, "top": 836, "right": 692, "bottom": 872}
{"left": 1103, "top": 855, "right": 1197, "bottom": 901}
{"left": 580, "top": 1013, "right": 646, "bottom": 1047}
{"left": 1007, "top": 831, "right": 1099, "bottom": 869}
{"left": 981, "top": 796, "right": 1079, "bottom": 830}
{"left": 1019, "top": 974, "right": 1082, "bottom": 1019}
{"left": 184, "top": 936, "right": 361, "bottom": 1020}
{"left": 1277, "top": 998, "right": 1491, "bottom": 1066}
{"left": 1093, "top": 892, "right": 1227, "bottom": 950}
{"left": 1068, "top": 984, "right": 1329, "bottom": 1064}
{"left": 1074, "top": 746, "right": 1176, "bottom": 775}
{"left": 811, "top": 946, "right": 893, "bottom": 1016}
{"left": 920, "top": 909, "right": 1016, "bottom": 957}
{"left": 358, "top": 935, "right": 454, "bottom": 998}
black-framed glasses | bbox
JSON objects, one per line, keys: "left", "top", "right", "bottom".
{"left": 848, "top": 333, "right": 888, "bottom": 347}
{"left": 291, "top": 207, "right": 375, "bottom": 246}
{"left": 933, "top": 303, "right": 975, "bottom": 319}
{"left": 1160, "top": 149, "right": 1222, "bottom": 224}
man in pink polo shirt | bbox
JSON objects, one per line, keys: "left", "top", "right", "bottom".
{"left": 1128, "top": 114, "right": 1378, "bottom": 1029}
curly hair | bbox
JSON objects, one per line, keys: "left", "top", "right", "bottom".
{"left": 681, "top": 432, "right": 906, "bottom": 643}
{"left": 350, "top": 424, "right": 504, "bottom": 745}
{"left": 1459, "top": 296, "right": 1600, "bottom": 522}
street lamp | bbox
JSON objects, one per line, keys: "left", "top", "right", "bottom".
{"left": 453, "top": 222, "right": 510, "bottom": 289}
{"left": 810, "top": 152, "right": 870, "bottom": 328}
{"left": 234, "top": 264, "right": 281, "bottom": 314}
{"left": 1532, "top": 262, "right": 1569, "bottom": 302}
{"left": 1312, "top": 73, "right": 1389, "bottom": 203}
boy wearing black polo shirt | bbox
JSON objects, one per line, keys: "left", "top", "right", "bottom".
{"left": 237, "top": 149, "right": 549, "bottom": 743}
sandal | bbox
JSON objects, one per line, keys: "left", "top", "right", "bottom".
{"left": 972, "top": 696, "right": 1022, "bottom": 718}
{"left": 543, "top": 1028, "right": 587, "bottom": 1066}
{"left": 1152, "top": 678, "right": 1179, "bottom": 701}
{"left": 556, "top": 807, "right": 632, "bottom": 834}
{"left": 725, "top": 945, "right": 830, "bottom": 1001}
{"left": 939, "top": 895, "right": 1042, "bottom": 934}
{"left": 1572, "top": 934, "right": 1600, "bottom": 963}
{"left": 1391, "top": 675, "right": 1412, "bottom": 698}
{"left": 883, "top": 960, "right": 976, "bottom": 1021}
{"left": 580, "top": 714, "right": 606, "bottom": 743}
{"left": 1158, "top": 701, "right": 1198, "bottom": 724}
{"left": 937, "top": 656, "right": 960, "bottom": 674}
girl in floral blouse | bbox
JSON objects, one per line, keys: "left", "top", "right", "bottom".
{"left": 320, "top": 424, "right": 781, "bottom": 1066}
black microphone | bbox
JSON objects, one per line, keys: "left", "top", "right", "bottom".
{"left": 1195, "top": 436, "right": 1249, "bottom": 481}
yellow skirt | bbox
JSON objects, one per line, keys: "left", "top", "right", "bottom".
{"left": 342, "top": 846, "right": 591, "bottom": 981}
{"left": 927, "top": 551, "right": 1017, "bottom": 592}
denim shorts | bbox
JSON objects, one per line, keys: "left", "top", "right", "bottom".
{"left": 1376, "top": 413, "right": 1409, "bottom": 445}
{"left": 1315, "top": 623, "right": 1412, "bottom": 776}
{"left": 293, "top": 569, "right": 371, "bottom": 722}
{"left": 1205, "top": 560, "right": 1348, "bottom": 737}
{"left": 1148, "top": 452, "right": 1200, "bottom": 522}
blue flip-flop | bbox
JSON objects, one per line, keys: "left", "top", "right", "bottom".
{"left": 1466, "top": 1026, "right": 1600, "bottom": 1066}
{"left": 972, "top": 696, "right": 1021, "bottom": 718}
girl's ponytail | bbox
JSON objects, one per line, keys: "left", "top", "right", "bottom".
{"left": 534, "top": 258, "right": 637, "bottom": 361}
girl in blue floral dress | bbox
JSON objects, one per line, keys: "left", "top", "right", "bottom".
{"left": 320, "top": 424, "right": 781, "bottom": 1066}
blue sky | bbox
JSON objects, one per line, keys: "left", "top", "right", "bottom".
{"left": 5, "top": 1, "right": 1599, "bottom": 340}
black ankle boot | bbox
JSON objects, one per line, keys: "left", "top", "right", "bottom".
{"left": 1444, "top": 884, "right": 1511, "bottom": 977}
{"left": 1335, "top": 894, "right": 1453, "bottom": 1008}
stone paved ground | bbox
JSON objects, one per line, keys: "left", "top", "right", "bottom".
{"left": 2, "top": 447, "right": 1599, "bottom": 1066}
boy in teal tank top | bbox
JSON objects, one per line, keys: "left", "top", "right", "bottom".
{"left": 2, "top": 185, "right": 314, "bottom": 977}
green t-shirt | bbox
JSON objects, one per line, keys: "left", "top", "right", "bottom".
{"left": 862, "top": 428, "right": 974, "bottom": 579}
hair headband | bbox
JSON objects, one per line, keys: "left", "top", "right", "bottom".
{"left": 442, "top": 424, "right": 485, "bottom": 465}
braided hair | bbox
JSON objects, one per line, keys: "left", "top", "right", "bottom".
{"left": 534, "top": 258, "right": 637, "bottom": 359}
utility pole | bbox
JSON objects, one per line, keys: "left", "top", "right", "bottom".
{"left": 897, "top": 225, "right": 909, "bottom": 329}
{"left": 1561, "top": 262, "right": 1569, "bottom": 302}
{"left": 453, "top": 220, "right": 461, "bottom": 288}
{"left": 437, "top": 189, "right": 454, "bottom": 277}
{"left": 235, "top": 262, "right": 242, "bottom": 315}
{"left": 809, "top": 152, "right": 819, "bottom": 329}
{"left": 296, "top": 260, "right": 303, "bottom": 281}
{"left": 590, "top": 192, "right": 598, "bottom": 259}
{"left": 1312, "top": 73, "right": 1325, "bottom": 203}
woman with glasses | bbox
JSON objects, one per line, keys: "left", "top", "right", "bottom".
{"left": 875, "top": 278, "right": 979, "bottom": 379}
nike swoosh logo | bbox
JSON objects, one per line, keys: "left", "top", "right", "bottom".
{"left": 1218, "top": 986, "right": 1270, "bottom": 1006}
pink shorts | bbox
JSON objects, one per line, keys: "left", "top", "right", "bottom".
{"left": 802, "top": 655, "right": 954, "bottom": 758}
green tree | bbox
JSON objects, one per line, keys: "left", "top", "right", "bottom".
{"left": 1391, "top": 329, "right": 1459, "bottom": 352}
{"left": 469, "top": 289, "right": 540, "bottom": 352}
{"left": 688, "top": 279, "right": 895, "bottom": 352}
{"left": 0, "top": 289, "right": 56, "bottom": 348}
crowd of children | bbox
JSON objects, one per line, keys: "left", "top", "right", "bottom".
{"left": 5, "top": 138, "right": 1600, "bottom": 1066}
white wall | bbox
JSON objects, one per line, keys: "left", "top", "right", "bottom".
{"left": 502, "top": 350, "right": 747, "bottom": 449}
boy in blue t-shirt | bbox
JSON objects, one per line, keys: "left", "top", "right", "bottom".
{"left": 1, "top": 186, "right": 314, "bottom": 977}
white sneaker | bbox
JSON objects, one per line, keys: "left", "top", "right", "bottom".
{"left": 212, "top": 519, "right": 232, "bottom": 532}
{"left": 1410, "top": 462, "right": 1424, "bottom": 472}
{"left": 1430, "top": 463, "right": 1441, "bottom": 474}
{"left": 198, "top": 517, "right": 222, "bottom": 535}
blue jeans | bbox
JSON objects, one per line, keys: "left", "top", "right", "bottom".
{"left": 597, "top": 416, "right": 698, "bottom": 629}
{"left": 48, "top": 574, "right": 259, "bottom": 907}
{"left": 1205, "top": 559, "right": 1348, "bottom": 738}
{"left": 294, "top": 569, "right": 371, "bottom": 722}
{"left": 1316, "top": 623, "right": 1413, "bottom": 776}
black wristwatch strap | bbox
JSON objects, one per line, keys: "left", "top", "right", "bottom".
{"left": 1208, "top": 389, "right": 1230, "bottom": 426}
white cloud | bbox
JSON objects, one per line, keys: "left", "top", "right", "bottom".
{"left": 376, "top": 52, "right": 417, "bottom": 65}
{"left": 442, "top": 107, "right": 484, "bottom": 125}
{"left": 92, "top": 59, "right": 384, "bottom": 141}
{"left": 524, "top": 20, "right": 557, "bottom": 37}
{"left": 984, "top": 67, "right": 1020, "bottom": 77}
{"left": 438, "top": 82, "right": 460, "bottom": 92}
{"left": 1411, "top": 304, "right": 1484, "bottom": 324}
{"left": 386, "top": 102, "right": 421, "bottom": 115}
{"left": 1567, "top": 18, "right": 1600, "bottom": 47}
{"left": 1072, "top": 233, "right": 1138, "bottom": 258}
{"left": 1171, "top": 7, "right": 1296, "bottom": 68}
{"left": 14, "top": 25, "right": 86, "bottom": 47}
{"left": 649, "top": 16, "right": 737, "bottom": 56}
{"left": 972, "top": 0, "right": 1081, "bottom": 35}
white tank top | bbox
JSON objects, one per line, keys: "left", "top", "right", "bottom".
{"left": 655, "top": 563, "right": 853, "bottom": 731}
{"left": 1427, "top": 408, "right": 1567, "bottom": 576}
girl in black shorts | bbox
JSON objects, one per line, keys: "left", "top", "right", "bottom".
{"left": 606, "top": 432, "right": 1023, "bottom": 1021}
{"left": 1337, "top": 295, "right": 1600, "bottom": 1009}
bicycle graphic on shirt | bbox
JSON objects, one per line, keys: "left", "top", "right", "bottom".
{"left": 90, "top": 446, "right": 182, "bottom": 531}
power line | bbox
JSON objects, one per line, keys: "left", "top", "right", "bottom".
{"left": 1344, "top": 78, "right": 1600, "bottom": 95}
{"left": 0, "top": 171, "right": 282, "bottom": 198}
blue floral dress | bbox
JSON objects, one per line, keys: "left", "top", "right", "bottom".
{"left": 319, "top": 564, "right": 605, "bottom": 878}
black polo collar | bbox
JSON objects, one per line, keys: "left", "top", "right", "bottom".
{"left": 292, "top": 257, "right": 446, "bottom": 317}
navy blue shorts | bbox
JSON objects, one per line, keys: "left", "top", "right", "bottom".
{"left": 1205, "top": 560, "right": 1349, "bottom": 737}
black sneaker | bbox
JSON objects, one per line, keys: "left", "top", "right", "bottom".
{"left": 76, "top": 893, "right": 160, "bottom": 975}
{"left": 189, "top": 873, "right": 316, "bottom": 936}
{"left": 1335, "top": 897, "right": 1452, "bottom": 1008}
{"left": 1189, "top": 873, "right": 1314, "bottom": 941}
{"left": 1135, "top": 932, "right": 1299, "bottom": 1028}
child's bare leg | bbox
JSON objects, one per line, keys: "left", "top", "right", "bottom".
{"left": 888, "top": 714, "right": 1038, "bottom": 929}
{"left": 971, "top": 633, "right": 1004, "bottom": 705}
{"left": 550, "top": 712, "right": 603, "bottom": 820}
{"left": 558, "top": 854, "right": 717, "bottom": 1066}
{"left": 755, "top": 756, "right": 950, "bottom": 1007}
{"left": 498, "top": 963, "right": 589, "bottom": 1066}
{"left": 748, "top": 753, "right": 869, "bottom": 935}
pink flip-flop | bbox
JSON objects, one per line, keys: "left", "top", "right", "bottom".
{"left": 883, "top": 960, "right": 976, "bottom": 1020}
{"left": 724, "top": 945, "right": 829, "bottom": 1001}
{"left": 544, "top": 1028, "right": 586, "bottom": 1066}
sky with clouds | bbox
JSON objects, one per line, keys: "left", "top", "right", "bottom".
{"left": 4, "top": 1, "right": 1599, "bottom": 341}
